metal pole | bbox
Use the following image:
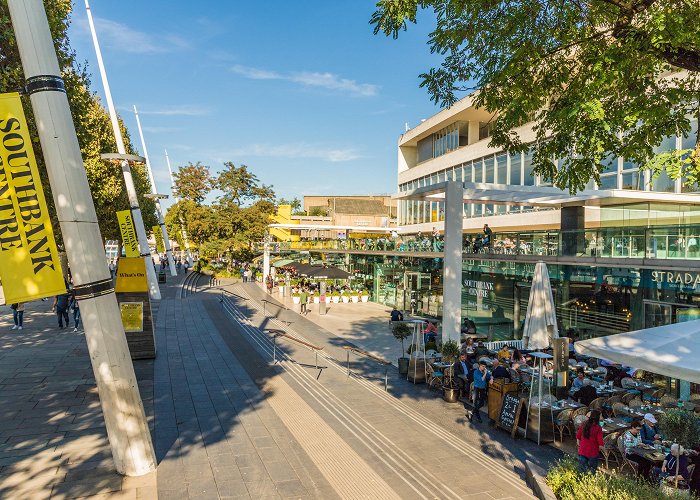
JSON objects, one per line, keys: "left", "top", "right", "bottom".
{"left": 84, "top": 0, "right": 160, "bottom": 300}
{"left": 385, "top": 367, "right": 388, "bottom": 391}
{"left": 315, "top": 351, "right": 318, "bottom": 370}
{"left": 133, "top": 106, "right": 176, "bottom": 277}
{"left": 165, "top": 150, "right": 193, "bottom": 266}
{"left": 347, "top": 351, "right": 350, "bottom": 378}
{"left": 7, "top": 0, "right": 156, "bottom": 476}
{"left": 273, "top": 335, "right": 276, "bottom": 364}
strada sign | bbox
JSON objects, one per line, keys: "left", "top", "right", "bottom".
{"left": 651, "top": 271, "right": 700, "bottom": 287}
{"left": 0, "top": 93, "right": 64, "bottom": 303}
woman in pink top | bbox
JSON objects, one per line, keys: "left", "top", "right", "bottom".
{"left": 576, "top": 409, "right": 604, "bottom": 473}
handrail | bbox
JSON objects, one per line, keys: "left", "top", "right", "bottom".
{"left": 265, "top": 328, "right": 324, "bottom": 372}
{"left": 342, "top": 345, "right": 391, "bottom": 391}
{"left": 220, "top": 289, "right": 248, "bottom": 301}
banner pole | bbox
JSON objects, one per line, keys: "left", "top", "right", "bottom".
{"left": 84, "top": 0, "right": 160, "bottom": 300}
{"left": 134, "top": 106, "right": 177, "bottom": 277}
{"left": 7, "top": 0, "right": 156, "bottom": 476}
{"left": 165, "top": 150, "right": 194, "bottom": 266}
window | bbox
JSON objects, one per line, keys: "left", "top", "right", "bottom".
{"left": 622, "top": 171, "right": 642, "bottom": 190}
{"left": 682, "top": 120, "right": 699, "bottom": 192}
{"left": 652, "top": 135, "right": 677, "bottom": 192}
{"left": 523, "top": 150, "right": 535, "bottom": 186}
{"left": 484, "top": 156, "right": 495, "bottom": 183}
{"left": 473, "top": 159, "right": 483, "bottom": 183}
{"left": 495, "top": 154, "right": 507, "bottom": 184}
{"left": 598, "top": 174, "right": 618, "bottom": 190}
{"left": 509, "top": 151, "right": 522, "bottom": 185}
{"left": 479, "top": 122, "right": 494, "bottom": 141}
{"left": 601, "top": 155, "right": 618, "bottom": 174}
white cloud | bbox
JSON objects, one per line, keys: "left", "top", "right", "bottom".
{"left": 213, "top": 143, "right": 362, "bottom": 163}
{"left": 75, "top": 16, "right": 189, "bottom": 54}
{"left": 231, "top": 65, "right": 379, "bottom": 97}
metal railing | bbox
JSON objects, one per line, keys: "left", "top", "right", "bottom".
{"left": 267, "top": 328, "right": 324, "bottom": 377}
{"left": 257, "top": 222, "right": 700, "bottom": 261}
{"left": 342, "top": 345, "right": 392, "bottom": 391}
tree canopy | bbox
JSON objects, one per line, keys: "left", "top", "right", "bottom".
{"left": 165, "top": 162, "right": 276, "bottom": 259}
{"left": 172, "top": 162, "right": 213, "bottom": 204}
{"left": 0, "top": 0, "right": 157, "bottom": 242}
{"left": 371, "top": 0, "right": 700, "bottom": 192}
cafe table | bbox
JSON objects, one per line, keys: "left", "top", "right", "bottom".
{"left": 432, "top": 362, "right": 454, "bottom": 386}
{"left": 628, "top": 445, "right": 666, "bottom": 464}
{"left": 621, "top": 406, "right": 666, "bottom": 419}
{"left": 600, "top": 417, "right": 630, "bottom": 434}
{"left": 539, "top": 399, "right": 583, "bottom": 414}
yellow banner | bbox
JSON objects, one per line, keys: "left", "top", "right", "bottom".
{"left": 117, "top": 210, "right": 139, "bottom": 257}
{"left": 120, "top": 301, "right": 144, "bottom": 332}
{"left": 0, "top": 92, "right": 65, "bottom": 304}
{"left": 115, "top": 257, "right": 148, "bottom": 293}
{"left": 153, "top": 225, "right": 164, "bottom": 253}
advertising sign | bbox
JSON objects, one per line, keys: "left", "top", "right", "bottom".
{"left": 120, "top": 301, "right": 144, "bottom": 332}
{"left": 117, "top": 210, "right": 139, "bottom": 257}
{"left": 115, "top": 257, "right": 148, "bottom": 293}
{"left": 0, "top": 92, "right": 65, "bottom": 303}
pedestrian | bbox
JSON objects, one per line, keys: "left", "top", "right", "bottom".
{"left": 69, "top": 290, "right": 81, "bottom": 332}
{"left": 299, "top": 288, "right": 308, "bottom": 315}
{"left": 470, "top": 360, "right": 492, "bottom": 423}
{"left": 184, "top": 260, "right": 189, "bottom": 274}
{"left": 10, "top": 302, "right": 24, "bottom": 330}
{"left": 576, "top": 409, "right": 604, "bottom": 473}
{"left": 240, "top": 266, "right": 246, "bottom": 282}
{"left": 53, "top": 290, "right": 70, "bottom": 329}
{"left": 266, "top": 275, "right": 273, "bottom": 294}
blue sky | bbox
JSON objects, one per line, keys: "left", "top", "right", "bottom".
{"left": 68, "top": 1, "right": 442, "bottom": 208}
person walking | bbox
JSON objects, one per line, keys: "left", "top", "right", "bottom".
{"left": 299, "top": 288, "right": 308, "bottom": 315}
{"left": 576, "top": 409, "right": 604, "bottom": 473}
{"left": 470, "top": 361, "right": 492, "bottom": 423}
{"left": 52, "top": 291, "right": 70, "bottom": 329}
{"left": 69, "top": 290, "right": 81, "bottom": 332}
{"left": 11, "top": 302, "right": 24, "bottom": 330}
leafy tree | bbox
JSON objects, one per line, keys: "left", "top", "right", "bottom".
{"left": 309, "top": 206, "right": 329, "bottom": 217}
{"left": 0, "top": 1, "right": 157, "bottom": 242}
{"left": 216, "top": 162, "right": 275, "bottom": 206}
{"left": 371, "top": 0, "right": 700, "bottom": 192}
{"left": 173, "top": 162, "right": 213, "bottom": 204}
{"left": 279, "top": 197, "right": 304, "bottom": 215}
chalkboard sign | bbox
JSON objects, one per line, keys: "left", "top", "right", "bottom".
{"left": 498, "top": 393, "right": 524, "bottom": 438}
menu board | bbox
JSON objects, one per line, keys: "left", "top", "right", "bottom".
{"left": 499, "top": 393, "right": 524, "bottom": 438}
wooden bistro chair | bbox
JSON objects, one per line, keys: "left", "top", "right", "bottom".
{"left": 555, "top": 408, "right": 574, "bottom": 442}
{"left": 643, "top": 387, "right": 665, "bottom": 404}
{"left": 628, "top": 398, "right": 644, "bottom": 409}
{"left": 573, "top": 414, "right": 588, "bottom": 430}
{"left": 572, "top": 406, "right": 589, "bottom": 418}
{"left": 425, "top": 362, "right": 443, "bottom": 391}
{"left": 690, "top": 393, "right": 700, "bottom": 403}
{"left": 617, "top": 434, "right": 639, "bottom": 475}
{"left": 612, "top": 402, "right": 631, "bottom": 421}
{"left": 606, "top": 394, "right": 622, "bottom": 406}
{"left": 621, "top": 392, "right": 638, "bottom": 405}
{"left": 621, "top": 377, "right": 641, "bottom": 395}
{"left": 601, "top": 431, "right": 621, "bottom": 469}
{"left": 589, "top": 397, "right": 608, "bottom": 412}
{"left": 659, "top": 395, "right": 678, "bottom": 408}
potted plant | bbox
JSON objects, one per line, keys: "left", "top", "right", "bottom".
{"left": 331, "top": 291, "right": 340, "bottom": 303}
{"left": 441, "top": 339, "right": 460, "bottom": 403}
{"left": 392, "top": 322, "right": 412, "bottom": 375}
{"left": 312, "top": 291, "right": 320, "bottom": 304}
{"left": 341, "top": 292, "right": 350, "bottom": 303}
{"left": 350, "top": 291, "right": 359, "bottom": 303}
{"left": 291, "top": 292, "right": 300, "bottom": 304}
{"left": 360, "top": 290, "right": 369, "bottom": 302}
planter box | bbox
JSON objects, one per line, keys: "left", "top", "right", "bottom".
{"left": 278, "top": 286, "right": 284, "bottom": 294}
{"left": 398, "top": 357, "right": 409, "bottom": 375}
{"left": 341, "top": 296, "right": 350, "bottom": 303}
{"left": 361, "top": 295, "right": 369, "bottom": 302}
{"left": 443, "top": 386, "right": 459, "bottom": 403}
{"left": 351, "top": 296, "right": 359, "bottom": 303}
{"left": 313, "top": 296, "right": 320, "bottom": 304}
{"left": 331, "top": 296, "right": 340, "bottom": 303}
{"left": 292, "top": 296, "right": 300, "bottom": 304}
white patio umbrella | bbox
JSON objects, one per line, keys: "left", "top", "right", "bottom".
{"left": 522, "top": 261, "right": 559, "bottom": 350}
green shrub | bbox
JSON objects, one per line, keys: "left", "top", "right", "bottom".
{"left": 658, "top": 408, "right": 700, "bottom": 448}
{"left": 441, "top": 339, "right": 460, "bottom": 363}
{"left": 546, "top": 455, "right": 691, "bottom": 500}
{"left": 391, "top": 322, "right": 412, "bottom": 358}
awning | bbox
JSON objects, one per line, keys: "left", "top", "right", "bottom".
{"left": 272, "top": 259, "right": 294, "bottom": 268}
{"left": 522, "top": 262, "right": 558, "bottom": 350}
{"left": 574, "top": 320, "right": 700, "bottom": 384}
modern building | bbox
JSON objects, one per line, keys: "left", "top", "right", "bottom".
{"left": 264, "top": 91, "right": 700, "bottom": 398}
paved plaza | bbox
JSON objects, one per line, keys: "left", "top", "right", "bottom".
{"left": 0, "top": 273, "right": 560, "bottom": 499}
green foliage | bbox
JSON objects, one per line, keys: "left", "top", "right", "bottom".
{"left": 441, "top": 339, "right": 459, "bottom": 362}
{"left": 658, "top": 409, "right": 700, "bottom": 448}
{"left": 371, "top": 0, "right": 700, "bottom": 193}
{"left": 309, "top": 206, "right": 329, "bottom": 217}
{"left": 279, "top": 197, "right": 304, "bottom": 215}
{"left": 392, "top": 321, "right": 412, "bottom": 357}
{"left": 546, "top": 455, "right": 690, "bottom": 499}
{"left": 217, "top": 162, "right": 274, "bottom": 206}
{"left": 172, "top": 162, "right": 213, "bottom": 204}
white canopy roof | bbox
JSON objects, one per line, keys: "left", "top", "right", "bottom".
{"left": 574, "top": 320, "right": 700, "bottom": 384}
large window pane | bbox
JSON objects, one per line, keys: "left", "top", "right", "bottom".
{"left": 601, "top": 155, "right": 618, "bottom": 174}
{"left": 523, "top": 150, "right": 535, "bottom": 186}
{"left": 652, "top": 135, "right": 677, "bottom": 192}
{"left": 484, "top": 156, "right": 495, "bottom": 183}
{"left": 598, "top": 174, "right": 618, "bottom": 190}
{"left": 622, "top": 171, "right": 642, "bottom": 190}
{"left": 682, "top": 120, "right": 699, "bottom": 192}
{"left": 495, "top": 154, "right": 507, "bottom": 184}
{"left": 509, "top": 152, "right": 522, "bottom": 185}
{"left": 474, "top": 159, "right": 483, "bottom": 183}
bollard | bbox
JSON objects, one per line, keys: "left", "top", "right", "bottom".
{"left": 315, "top": 351, "right": 318, "bottom": 370}
{"left": 347, "top": 351, "right": 350, "bottom": 378}
{"left": 273, "top": 335, "right": 276, "bottom": 363}
{"left": 384, "top": 367, "right": 388, "bottom": 392}
{"left": 263, "top": 301, "right": 266, "bottom": 317}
